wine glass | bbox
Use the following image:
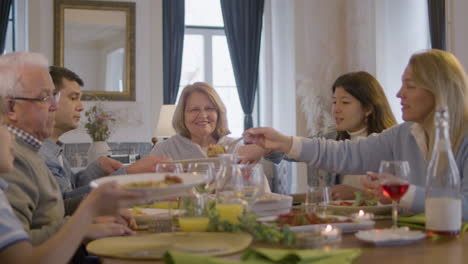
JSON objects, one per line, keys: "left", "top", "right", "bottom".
{"left": 231, "top": 163, "right": 265, "bottom": 213}
{"left": 378, "top": 160, "right": 410, "bottom": 229}
{"left": 187, "top": 162, "right": 216, "bottom": 195}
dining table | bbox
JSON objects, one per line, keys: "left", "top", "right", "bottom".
{"left": 99, "top": 193, "right": 468, "bottom": 264}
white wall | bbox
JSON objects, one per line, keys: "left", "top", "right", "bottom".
{"left": 375, "top": 0, "right": 430, "bottom": 124}
{"left": 28, "top": 0, "right": 163, "bottom": 143}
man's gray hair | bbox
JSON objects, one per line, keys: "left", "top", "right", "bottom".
{"left": 0, "top": 52, "right": 49, "bottom": 97}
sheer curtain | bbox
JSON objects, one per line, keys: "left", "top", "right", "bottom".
{"left": 163, "top": 0, "right": 185, "bottom": 104}
{"left": 220, "top": 0, "right": 264, "bottom": 130}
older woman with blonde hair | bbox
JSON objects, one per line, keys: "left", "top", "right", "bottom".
{"left": 244, "top": 49, "right": 468, "bottom": 219}
{"left": 151, "top": 82, "right": 257, "bottom": 160}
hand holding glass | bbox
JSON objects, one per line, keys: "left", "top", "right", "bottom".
{"left": 378, "top": 160, "right": 410, "bottom": 229}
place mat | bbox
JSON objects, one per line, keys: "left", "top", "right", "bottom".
{"left": 398, "top": 213, "right": 468, "bottom": 232}
{"left": 86, "top": 232, "right": 252, "bottom": 260}
{"left": 164, "top": 248, "right": 361, "bottom": 264}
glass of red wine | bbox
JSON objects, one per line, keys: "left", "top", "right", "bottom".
{"left": 378, "top": 160, "right": 410, "bottom": 229}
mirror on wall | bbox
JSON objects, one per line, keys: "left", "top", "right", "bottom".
{"left": 54, "top": 0, "right": 135, "bottom": 101}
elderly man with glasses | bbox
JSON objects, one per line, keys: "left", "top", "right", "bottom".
{"left": 0, "top": 52, "right": 132, "bottom": 246}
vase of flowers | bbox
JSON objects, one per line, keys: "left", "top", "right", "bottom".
{"left": 84, "top": 103, "right": 115, "bottom": 163}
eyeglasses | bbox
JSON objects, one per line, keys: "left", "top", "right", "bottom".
{"left": 10, "top": 92, "right": 61, "bottom": 105}
{"left": 186, "top": 106, "right": 218, "bottom": 115}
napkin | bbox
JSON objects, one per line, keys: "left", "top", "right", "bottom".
{"left": 398, "top": 213, "right": 468, "bottom": 232}
{"left": 242, "top": 248, "right": 361, "bottom": 264}
{"left": 164, "top": 248, "right": 361, "bottom": 264}
{"left": 164, "top": 251, "right": 239, "bottom": 264}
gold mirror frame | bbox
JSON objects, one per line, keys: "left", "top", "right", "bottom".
{"left": 54, "top": 0, "right": 135, "bottom": 101}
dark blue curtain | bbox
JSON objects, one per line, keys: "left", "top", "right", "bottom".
{"left": 0, "top": 0, "right": 12, "bottom": 54}
{"left": 163, "top": 0, "right": 185, "bottom": 104}
{"left": 428, "top": 0, "right": 446, "bottom": 50}
{"left": 220, "top": 0, "right": 264, "bottom": 130}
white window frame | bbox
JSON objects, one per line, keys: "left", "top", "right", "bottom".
{"left": 184, "top": 26, "right": 225, "bottom": 85}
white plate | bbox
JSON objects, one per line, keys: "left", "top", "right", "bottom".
{"left": 90, "top": 173, "right": 204, "bottom": 201}
{"left": 289, "top": 215, "right": 375, "bottom": 234}
{"left": 326, "top": 200, "right": 392, "bottom": 215}
{"left": 252, "top": 193, "right": 293, "bottom": 215}
{"left": 355, "top": 227, "right": 426, "bottom": 246}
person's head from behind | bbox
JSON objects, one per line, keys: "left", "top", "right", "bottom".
{"left": 49, "top": 66, "right": 84, "bottom": 135}
{"left": 332, "top": 71, "right": 397, "bottom": 139}
{"left": 0, "top": 52, "right": 56, "bottom": 141}
{"left": 0, "top": 99, "right": 14, "bottom": 173}
{"left": 172, "top": 82, "right": 230, "bottom": 140}
{"left": 398, "top": 49, "right": 468, "bottom": 154}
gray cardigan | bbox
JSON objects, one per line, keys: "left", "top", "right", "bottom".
{"left": 292, "top": 122, "right": 468, "bottom": 220}
{"left": 0, "top": 137, "right": 67, "bottom": 245}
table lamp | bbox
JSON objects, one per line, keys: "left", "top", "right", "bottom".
{"left": 152, "top": 104, "right": 177, "bottom": 145}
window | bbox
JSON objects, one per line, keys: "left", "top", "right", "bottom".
{"left": 179, "top": 0, "right": 244, "bottom": 137}
{"left": 4, "top": 0, "right": 15, "bottom": 54}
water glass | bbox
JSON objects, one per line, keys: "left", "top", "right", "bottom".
{"left": 178, "top": 195, "right": 210, "bottom": 232}
{"left": 154, "top": 162, "right": 184, "bottom": 231}
{"left": 187, "top": 162, "right": 216, "bottom": 195}
{"left": 305, "top": 186, "right": 331, "bottom": 214}
{"left": 231, "top": 164, "right": 265, "bottom": 212}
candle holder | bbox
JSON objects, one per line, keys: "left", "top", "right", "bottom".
{"left": 351, "top": 210, "right": 374, "bottom": 221}
{"left": 296, "top": 225, "right": 342, "bottom": 249}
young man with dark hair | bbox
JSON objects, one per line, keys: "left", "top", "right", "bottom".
{"left": 40, "top": 66, "right": 168, "bottom": 200}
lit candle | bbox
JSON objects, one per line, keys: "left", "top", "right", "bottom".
{"left": 352, "top": 210, "right": 374, "bottom": 221}
{"left": 321, "top": 224, "right": 341, "bottom": 241}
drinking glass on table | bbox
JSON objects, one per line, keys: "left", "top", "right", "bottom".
{"left": 187, "top": 162, "right": 216, "bottom": 195}
{"left": 305, "top": 185, "right": 331, "bottom": 215}
{"left": 231, "top": 163, "right": 265, "bottom": 212}
{"left": 378, "top": 160, "right": 410, "bottom": 229}
{"left": 154, "top": 162, "right": 184, "bottom": 231}
{"left": 178, "top": 195, "right": 210, "bottom": 232}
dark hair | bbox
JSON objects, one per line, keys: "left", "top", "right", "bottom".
{"left": 332, "top": 71, "right": 397, "bottom": 140}
{"left": 49, "top": 66, "right": 83, "bottom": 93}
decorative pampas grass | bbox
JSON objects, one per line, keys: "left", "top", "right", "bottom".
{"left": 296, "top": 59, "right": 341, "bottom": 136}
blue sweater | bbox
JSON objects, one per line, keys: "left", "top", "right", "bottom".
{"left": 294, "top": 122, "right": 468, "bottom": 220}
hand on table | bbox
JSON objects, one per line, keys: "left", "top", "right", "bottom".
{"left": 93, "top": 208, "right": 137, "bottom": 230}
{"left": 84, "top": 223, "right": 135, "bottom": 243}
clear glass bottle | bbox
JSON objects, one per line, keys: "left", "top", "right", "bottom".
{"left": 425, "top": 107, "right": 462, "bottom": 236}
